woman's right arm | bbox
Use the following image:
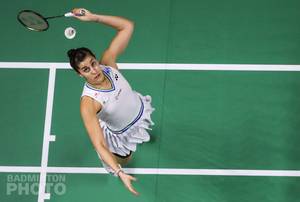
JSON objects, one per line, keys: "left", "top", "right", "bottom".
{"left": 80, "top": 96, "right": 139, "bottom": 195}
{"left": 72, "top": 8, "right": 134, "bottom": 69}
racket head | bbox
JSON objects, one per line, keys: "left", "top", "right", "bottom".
{"left": 17, "top": 10, "right": 49, "bottom": 31}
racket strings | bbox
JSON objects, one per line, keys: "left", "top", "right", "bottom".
{"left": 18, "top": 11, "right": 48, "bottom": 31}
{"left": 21, "top": 16, "right": 44, "bottom": 26}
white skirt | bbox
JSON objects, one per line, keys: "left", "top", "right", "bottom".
{"left": 99, "top": 93, "right": 154, "bottom": 157}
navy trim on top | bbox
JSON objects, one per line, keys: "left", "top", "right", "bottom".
{"left": 102, "top": 66, "right": 111, "bottom": 74}
{"left": 85, "top": 70, "right": 115, "bottom": 92}
{"left": 107, "top": 98, "right": 144, "bottom": 134}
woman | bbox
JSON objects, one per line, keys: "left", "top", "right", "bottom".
{"left": 67, "top": 8, "right": 154, "bottom": 195}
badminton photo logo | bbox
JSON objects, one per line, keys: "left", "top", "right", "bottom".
{"left": 6, "top": 174, "right": 67, "bottom": 196}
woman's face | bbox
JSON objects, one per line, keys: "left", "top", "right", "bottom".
{"left": 77, "top": 55, "right": 104, "bottom": 85}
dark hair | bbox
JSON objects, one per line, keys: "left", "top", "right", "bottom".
{"left": 67, "top": 47, "right": 96, "bottom": 73}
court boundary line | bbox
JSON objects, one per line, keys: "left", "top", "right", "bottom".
{"left": 0, "top": 62, "right": 300, "bottom": 71}
{"left": 1, "top": 166, "right": 300, "bottom": 177}
{"left": 37, "top": 68, "right": 56, "bottom": 202}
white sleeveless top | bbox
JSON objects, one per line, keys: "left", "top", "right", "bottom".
{"left": 81, "top": 65, "right": 143, "bottom": 132}
{"left": 80, "top": 65, "right": 154, "bottom": 170}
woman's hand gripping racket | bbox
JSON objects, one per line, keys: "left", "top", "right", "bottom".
{"left": 71, "top": 8, "right": 94, "bottom": 22}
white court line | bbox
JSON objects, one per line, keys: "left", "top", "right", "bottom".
{"left": 0, "top": 62, "right": 300, "bottom": 71}
{"left": 1, "top": 166, "right": 300, "bottom": 177}
{"left": 0, "top": 166, "right": 41, "bottom": 173}
{"left": 37, "top": 68, "right": 56, "bottom": 202}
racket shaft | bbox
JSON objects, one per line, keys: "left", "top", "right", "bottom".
{"left": 45, "top": 14, "right": 65, "bottom": 20}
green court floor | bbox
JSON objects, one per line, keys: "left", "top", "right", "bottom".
{"left": 1, "top": 68, "right": 300, "bottom": 202}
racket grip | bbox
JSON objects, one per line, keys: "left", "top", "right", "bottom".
{"left": 64, "top": 10, "right": 85, "bottom": 17}
{"left": 64, "top": 12, "right": 74, "bottom": 17}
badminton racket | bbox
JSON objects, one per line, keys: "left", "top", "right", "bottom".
{"left": 17, "top": 9, "right": 85, "bottom": 31}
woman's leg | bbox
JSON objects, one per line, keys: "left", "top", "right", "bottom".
{"left": 113, "top": 151, "right": 133, "bottom": 166}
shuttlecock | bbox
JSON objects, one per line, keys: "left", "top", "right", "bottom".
{"left": 64, "top": 27, "right": 76, "bottom": 39}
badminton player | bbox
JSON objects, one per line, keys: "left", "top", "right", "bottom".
{"left": 67, "top": 8, "right": 154, "bottom": 196}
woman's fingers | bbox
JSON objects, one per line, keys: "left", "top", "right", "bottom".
{"left": 126, "top": 181, "right": 139, "bottom": 196}
{"left": 120, "top": 173, "right": 139, "bottom": 196}
{"left": 128, "top": 185, "right": 139, "bottom": 196}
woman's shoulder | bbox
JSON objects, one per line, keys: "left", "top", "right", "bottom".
{"left": 100, "top": 64, "right": 120, "bottom": 74}
{"left": 80, "top": 95, "right": 102, "bottom": 113}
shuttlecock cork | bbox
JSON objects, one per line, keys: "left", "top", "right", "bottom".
{"left": 64, "top": 27, "right": 76, "bottom": 39}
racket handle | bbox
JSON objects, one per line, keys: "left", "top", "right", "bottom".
{"left": 64, "top": 10, "right": 86, "bottom": 17}
{"left": 64, "top": 12, "right": 74, "bottom": 17}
